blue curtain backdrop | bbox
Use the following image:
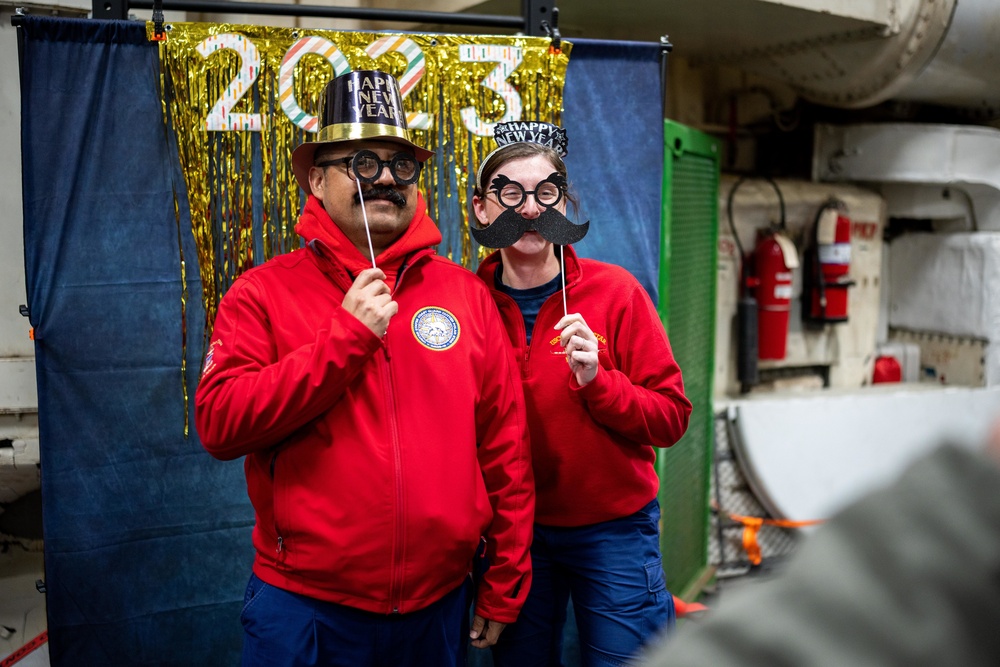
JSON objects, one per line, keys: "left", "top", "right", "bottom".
{"left": 563, "top": 38, "right": 664, "bottom": 304}
{"left": 19, "top": 17, "right": 663, "bottom": 665}
{"left": 20, "top": 16, "right": 249, "bottom": 666}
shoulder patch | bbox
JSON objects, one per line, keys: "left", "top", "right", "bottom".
{"left": 202, "top": 339, "right": 223, "bottom": 377}
{"left": 411, "top": 307, "right": 461, "bottom": 351}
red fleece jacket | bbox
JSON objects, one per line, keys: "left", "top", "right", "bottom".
{"left": 478, "top": 246, "right": 691, "bottom": 526}
{"left": 196, "top": 194, "right": 534, "bottom": 622}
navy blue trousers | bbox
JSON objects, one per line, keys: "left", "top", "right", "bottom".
{"left": 492, "top": 499, "right": 675, "bottom": 667}
{"left": 240, "top": 573, "right": 470, "bottom": 667}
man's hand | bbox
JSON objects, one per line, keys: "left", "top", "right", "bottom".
{"left": 342, "top": 267, "right": 397, "bottom": 337}
{"left": 470, "top": 614, "right": 506, "bottom": 649}
{"left": 555, "top": 313, "right": 599, "bottom": 386}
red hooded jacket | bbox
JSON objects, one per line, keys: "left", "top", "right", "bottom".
{"left": 195, "top": 194, "right": 534, "bottom": 622}
{"left": 477, "top": 246, "right": 691, "bottom": 526}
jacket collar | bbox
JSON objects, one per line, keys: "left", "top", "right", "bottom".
{"left": 476, "top": 245, "right": 583, "bottom": 291}
{"left": 295, "top": 192, "right": 442, "bottom": 287}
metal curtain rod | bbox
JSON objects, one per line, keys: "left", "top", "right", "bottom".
{"left": 125, "top": 0, "right": 524, "bottom": 28}
{"left": 93, "top": 0, "right": 558, "bottom": 37}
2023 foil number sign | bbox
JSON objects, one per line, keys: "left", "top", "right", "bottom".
{"left": 195, "top": 33, "right": 524, "bottom": 137}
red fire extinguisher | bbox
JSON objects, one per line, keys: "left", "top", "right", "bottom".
{"left": 750, "top": 229, "right": 799, "bottom": 360}
{"left": 808, "top": 199, "right": 855, "bottom": 323}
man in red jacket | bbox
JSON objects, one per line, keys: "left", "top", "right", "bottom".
{"left": 195, "top": 69, "right": 534, "bottom": 667}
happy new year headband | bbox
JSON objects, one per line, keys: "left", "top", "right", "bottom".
{"left": 475, "top": 121, "right": 569, "bottom": 192}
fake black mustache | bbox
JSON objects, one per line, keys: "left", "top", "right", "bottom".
{"left": 355, "top": 185, "right": 407, "bottom": 208}
{"left": 470, "top": 206, "right": 590, "bottom": 248}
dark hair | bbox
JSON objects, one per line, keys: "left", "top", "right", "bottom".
{"left": 313, "top": 144, "right": 344, "bottom": 165}
{"left": 313, "top": 140, "right": 416, "bottom": 166}
{"left": 475, "top": 142, "right": 579, "bottom": 214}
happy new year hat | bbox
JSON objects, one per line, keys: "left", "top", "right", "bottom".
{"left": 475, "top": 121, "right": 569, "bottom": 191}
{"left": 292, "top": 70, "right": 434, "bottom": 192}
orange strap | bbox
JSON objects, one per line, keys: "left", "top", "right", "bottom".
{"left": 725, "top": 511, "right": 823, "bottom": 566}
{"left": 0, "top": 631, "right": 48, "bottom": 667}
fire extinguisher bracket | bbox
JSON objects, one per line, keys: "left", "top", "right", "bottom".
{"left": 807, "top": 202, "right": 854, "bottom": 323}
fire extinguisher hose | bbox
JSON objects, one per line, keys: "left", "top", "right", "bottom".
{"left": 727, "top": 177, "right": 787, "bottom": 392}
{"left": 726, "top": 176, "right": 788, "bottom": 283}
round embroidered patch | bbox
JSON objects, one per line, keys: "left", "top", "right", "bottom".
{"left": 411, "top": 307, "right": 461, "bottom": 351}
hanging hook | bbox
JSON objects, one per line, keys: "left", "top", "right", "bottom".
{"left": 660, "top": 34, "right": 673, "bottom": 56}
{"left": 541, "top": 6, "right": 561, "bottom": 53}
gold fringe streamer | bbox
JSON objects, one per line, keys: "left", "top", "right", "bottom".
{"left": 153, "top": 22, "right": 570, "bottom": 337}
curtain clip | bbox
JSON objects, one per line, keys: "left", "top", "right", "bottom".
{"left": 151, "top": 0, "right": 166, "bottom": 42}
{"left": 541, "top": 7, "right": 561, "bottom": 54}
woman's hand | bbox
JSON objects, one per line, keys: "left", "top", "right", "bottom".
{"left": 555, "top": 313, "right": 599, "bottom": 386}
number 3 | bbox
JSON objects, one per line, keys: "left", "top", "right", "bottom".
{"left": 459, "top": 45, "right": 524, "bottom": 137}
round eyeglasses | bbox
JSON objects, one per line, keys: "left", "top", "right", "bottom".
{"left": 316, "top": 150, "right": 421, "bottom": 186}
{"left": 488, "top": 173, "right": 566, "bottom": 210}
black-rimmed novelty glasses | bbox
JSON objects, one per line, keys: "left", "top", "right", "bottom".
{"left": 489, "top": 174, "right": 565, "bottom": 209}
{"left": 316, "top": 150, "right": 422, "bottom": 186}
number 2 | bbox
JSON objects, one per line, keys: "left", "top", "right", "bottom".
{"left": 196, "top": 33, "right": 263, "bottom": 132}
{"left": 366, "top": 36, "right": 433, "bottom": 130}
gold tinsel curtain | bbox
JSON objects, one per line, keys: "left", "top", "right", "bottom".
{"left": 152, "top": 22, "right": 570, "bottom": 335}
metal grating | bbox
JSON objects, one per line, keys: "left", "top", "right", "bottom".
{"left": 709, "top": 410, "right": 799, "bottom": 577}
{"left": 657, "top": 121, "right": 720, "bottom": 595}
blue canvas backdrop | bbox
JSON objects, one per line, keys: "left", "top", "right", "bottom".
{"left": 19, "top": 16, "right": 664, "bottom": 665}
{"left": 20, "top": 16, "right": 250, "bottom": 666}
{"left": 563, "top": 38, "right": 664, "bottom": 304}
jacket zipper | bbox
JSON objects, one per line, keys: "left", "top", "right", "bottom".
{"left": 383, "top": 357, "right": 404, "bottom": 613}
{"left": 522, "top": 316, "right": 532, "bottom": 368}
{"left": 384, "top": 257, "right": 420, "bottom": 613}
{"left": 493, "top": 291, "right": 532, "bottom": 372}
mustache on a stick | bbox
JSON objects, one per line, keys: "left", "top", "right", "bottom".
{"left": 471, "top": 173, "right": 589, "bottom": 248}
{"left": 471, "top": 206, "right": 590, "bottom": 248}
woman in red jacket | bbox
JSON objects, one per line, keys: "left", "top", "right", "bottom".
{"left": 471, "top": 121, "right": 693, "bottom": 666}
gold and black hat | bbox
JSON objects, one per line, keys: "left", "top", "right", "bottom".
{"left": 292, "top": 70, "right": 434, "bottom": 191}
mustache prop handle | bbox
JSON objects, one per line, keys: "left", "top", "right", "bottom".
{"left": 560, "top": 245, "right": 568, "bottom": 317}
{"left": 356, "top": 179, "right": 377, "bottom": 270}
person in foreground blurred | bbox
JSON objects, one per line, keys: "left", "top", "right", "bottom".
{"left": 471, "top": 120, "right": 692, "bottom": 666}
{"left": 641, "top": 421, "right": 1000, "bottom": 667}
{"left": 195, "top": 70, "right": 533, "bottom": 667}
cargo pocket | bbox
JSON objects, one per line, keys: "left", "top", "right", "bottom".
{"left": 644, "top": 559, "right": 667, "bottom": 593}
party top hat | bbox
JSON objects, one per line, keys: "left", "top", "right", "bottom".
{"left": 292, "top": 69, "right": 434, "bottom": 192}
